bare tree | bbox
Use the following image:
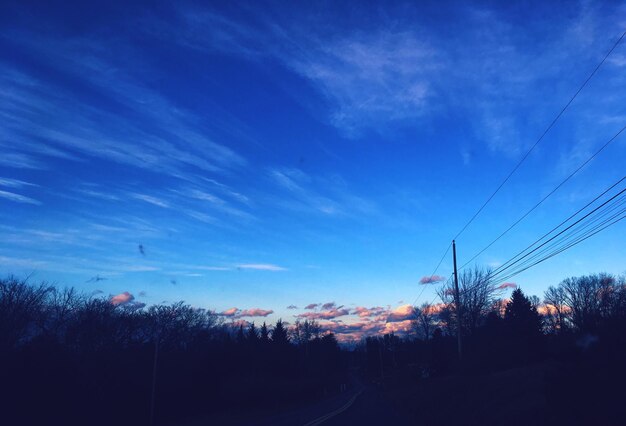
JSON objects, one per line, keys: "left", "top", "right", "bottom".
{"left": 412, "top": 303, "right": 437, "bottom": 340}
{"left": 437, "top": 266, "right": 497, "bottom": 336}
{"left": 291, "top": 319, "right": 321, "bottom": 345}
{"left": 550, "top": 273, "right": 626, "bottom": 333}
{"left": 543, "top": 285, "right": 568, "bottom": 333}
{"left": 0, "top": 276, "right": 54, "bottom": 349}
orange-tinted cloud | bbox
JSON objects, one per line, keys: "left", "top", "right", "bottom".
{"left": 353, "top": 306, "right": 386, "bottom": 318}
{"left": 421, "top": 303, "right": 445, "bottom": 315}
{"left": 221, "top": 307, "right": 239, "bottom": 317}
{"left": 110, "top": 291, "right": 133, "bottom": 305}
{"left": 386, "top": 304, "right": 415, "bottom": 322}
{"left": 538, "top": 304, "right": 572, "bottom": 315}
{"left": 383, "top": 319, "right": 413, "bottom": 334}
{"left": 109, "top": 292, "right": 146, "bottom": 310}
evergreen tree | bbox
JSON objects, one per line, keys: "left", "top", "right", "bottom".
{"left": 271, "top": 319, "right": 289, "bottom": 345}
{"left": 246, "top": 322, "right": 258, "bottom": 341}
{"left": 260, "top": 322, "right": 270, "bottom": 343}
{"left": 236, "top": 324, "right": 245, "bottom": 343}
{"left": 504, "top": 288, "right": 542, "bottom": 337}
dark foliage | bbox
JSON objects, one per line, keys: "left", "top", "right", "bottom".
{"left": 0, "top": 277, "right": 345, "bottom": 425}
{"left": 354, "top": 272, "right": 626, "bottom": 425}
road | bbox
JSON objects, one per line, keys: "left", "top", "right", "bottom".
{"left": 253, "top": 380, "right": 410, "bottom": 426}
{"left": 309, "top": 384, "right": 409, "bottom": 425}
{"left": 183, "top": 376, "right": 411, "bottom": 426}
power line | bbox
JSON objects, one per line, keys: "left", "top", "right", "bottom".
{"left": 489, "top": 181, "right": 625, "bottom": 279}
{"left": 491, "top": 201, "right": 626, "bottom": 282}
{"left": 459, "top": 124, "right": 626, "bottom": 270}
{"left": 400, "top": 242, "right": 450, "bottom": 323}
{"left": 487, "top": 180, "right": 626, "bottom": 281}
{"left": 509, "top": 196, "right": 626, "bottom": 270}
{"left": 411, "top": 242, "right": 450, "bottom": 306}
{"left": 453, "top": 29, "right": 626, "bottom": 241}
{"left": 408, "top": 29, "right": 626, "bottom": 318}
{"left": 493, "top": 210, "right": 626, "bottom": 284}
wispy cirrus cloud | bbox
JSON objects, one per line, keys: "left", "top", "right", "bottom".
{"left": 0, "top": 34, "right": 247, "bottom": 182}
{"left": 130, "top": 193, "right": 170, "bottom": 208}
{"left": 268, "top": 167, "right": 374, "bottom": 217}
{"left": 237, "top": 263, "right": 286, "bottom": 271}
{"left": 0, "top": 178, "right": 38, "bottom": 188}
{"left": 169, "top": 2, "right": 626, "bottom": 158}
{"left": 0, "top": 152, "right": 44, "bottom": 169}
{"left": 0, "top": 189, "right": 41, "bottom": 205}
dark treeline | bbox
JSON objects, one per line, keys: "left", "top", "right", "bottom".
{"left": 355, "top": 270, "right": 626, "bottom": 425}
{"left": 0, "top": 276, "right": 344, "bottom": 425}
{"left": 2, "top": 271, "right": 626, "bottom": 425}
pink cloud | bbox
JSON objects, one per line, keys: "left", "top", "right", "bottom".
{"left": 422, "top": 303, "right": 445, "bottom": 315}
{"left": 238, "top": 308, "right": 274, "bottom": 317}
{"left": 420, "top": 275, "right": 446, "bottom": 284}
{"left": 497, "top": 282, "right": 517, "bottom": 290}
{"left": 383, "top": 319, "right": 414, "bottom": 334}
{"left": 320, "top": 320, "right": 385, "bottom": 336}
{"left": 297, "top": 308, "right": 350, "bottom": 320}
{"left": 110, "top": 292, "right": 133, "bottom": 306}
{"left": 221, "top": 307, "right": 239, "bottom": 317}
{"left": 304, "top": 303, "right": 319, "bottom": 310}
{"left": 221, "top": 307, "right": 274, "bottom": 318}
{"left": 321, "top": 302, "right": 337, "bottom": 310}
{"left": 353, "top": 306, "right": 387, "bottom": 318}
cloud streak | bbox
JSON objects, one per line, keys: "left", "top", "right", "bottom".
{"left": 220, "top": 307, "right": 274, "bottom": 318}
{"left": 420, "top": 275, "right": 446, "bottom": 284}
{"left": 0, "top": 190, "right": 41, "bottom": 205}
{"left": 237, "top": 263, "right": 286, "bottom": 271}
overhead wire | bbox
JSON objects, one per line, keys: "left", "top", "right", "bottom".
{"left": 487, "top": 181, "right": 626, "bottom": 280}
{"left": 493, "top": 211, "right": 626, "bottom": 284}
{"left": 408, "top": 29, "right": 626, "bottom": 312}
{"left": 492, "top": 204, "right": 626, "bottom": 283}
{"left": 459, "top": 124, "right": 626, "bottom": 270}
{"left": 452, "top": 29, "right": 626, "bottom": 241}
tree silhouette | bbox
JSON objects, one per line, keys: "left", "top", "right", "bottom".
{"left": 236, "top": 324, "right": 245, "bottom": 343}
{"left": 271, "top": 319, "right": 289, "bottom": 345}
{"left": 504, "top": 288, "right": 542, "bottom": 337}
{"left": 260, "top": 322, "right": 270, "bottom": 343}
{"left": 246, "top": 322, "right": 258, "bottom": 342}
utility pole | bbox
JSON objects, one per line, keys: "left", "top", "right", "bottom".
{"left": 452, "top": 240, "right": 463, "bottom": 361}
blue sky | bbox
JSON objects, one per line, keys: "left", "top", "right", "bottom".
{"left": 1, "top": 0, "right": 625, "bottom": 340}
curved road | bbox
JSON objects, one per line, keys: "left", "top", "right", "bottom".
{"left": 254, "top": 379, "right": 410, "bottom": 426}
